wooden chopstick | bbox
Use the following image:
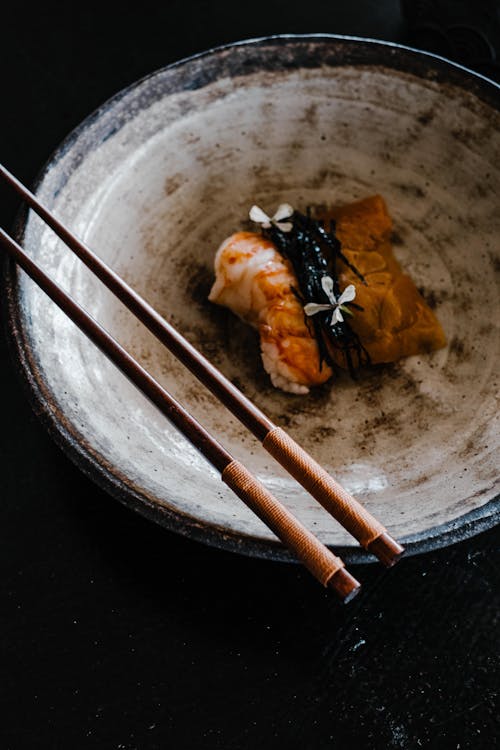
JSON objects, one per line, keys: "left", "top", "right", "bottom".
{"left": 0, "top": 223, "right": 360, "bottom": 602}
{"left": 0, "top": 163, "right": 404, "bottom": 566}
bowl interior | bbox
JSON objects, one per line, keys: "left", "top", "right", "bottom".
{"left": 14, "top": 39, "right": 500, "bottom": 557}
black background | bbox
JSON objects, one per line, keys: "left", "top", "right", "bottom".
{"left": 1, "top": 2, "right": 499, "bottom": 749}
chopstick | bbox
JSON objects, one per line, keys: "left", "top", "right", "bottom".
{"left": 0, "top": 163, "right": 404, "bottom": 566}
{"left": 0, "top": 222, "right": 361, "bottom": 602}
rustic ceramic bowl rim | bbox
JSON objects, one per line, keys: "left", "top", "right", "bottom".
{"left": 3, "top": 34, "right": 499, "bottom": 564}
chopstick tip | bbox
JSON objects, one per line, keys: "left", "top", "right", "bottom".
{"left": 328, "top": 567, "right": 361, "bottom": 603}
{"left": 368, "top": 532, "right": 405, "bottom": 568}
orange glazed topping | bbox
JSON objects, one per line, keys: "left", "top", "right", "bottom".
{"left": 324, "top": 195, "right": 446, "bottom": 366}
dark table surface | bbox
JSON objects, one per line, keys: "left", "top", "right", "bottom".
{"left": 1, "top": 3, "right": 499, "bottom": 749}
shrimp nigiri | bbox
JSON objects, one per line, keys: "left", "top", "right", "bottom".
{"left": 208, "top": 231, "right": 332, "bottom": 394}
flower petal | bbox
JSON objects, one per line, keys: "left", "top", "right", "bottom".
{"left": 338, "top": 284, "right": 356, "bottom": 305}
{"left": 303, "top": 302, "right": 335, "bottom": 316}
{"left": 274, "top": 220, "right": 293, "bottom": 232}
{"left": 321, "top": 275, "right": 336, "bottom": 304}
{"left": 249, "top": 205, "right": 271, "bottom": 226}
{"left": 332, "top": 307, "right": 344, "bottom": 324}
{"left": 273, "top": 203, "right": 294, "bottom": 222}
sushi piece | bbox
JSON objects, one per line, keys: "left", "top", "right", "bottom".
{"left": 324, "top": 196, "right": 447, "bottom": 365}
{"left": 208, "top": 231, "right": 333, "bottom": 394}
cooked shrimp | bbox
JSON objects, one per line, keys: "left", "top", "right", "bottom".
{"left": 208, "top": 231, "right": 333, "bottom": 394}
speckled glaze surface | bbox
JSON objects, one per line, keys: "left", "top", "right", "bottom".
{"left": 4, "top": 36, "right": 499, "bottom": 563}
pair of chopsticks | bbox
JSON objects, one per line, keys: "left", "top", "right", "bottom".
{"left": 0, "top": 163, "right": 404, "bottom": 602}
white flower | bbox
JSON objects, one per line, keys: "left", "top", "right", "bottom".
{"left": 249, "top": 203, "right": 294, "bottom": 232}
{"left": 303, "top": 277, "right": 356, "bottom": 326}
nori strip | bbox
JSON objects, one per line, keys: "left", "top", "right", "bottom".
{"left": 263, "top": 210, "right": 371, "bottom": 377}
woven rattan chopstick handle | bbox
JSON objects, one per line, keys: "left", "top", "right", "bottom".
{"left": 222, "top": 459, "right": 359, "bottom": 599}
{"left": 262, "top": 427, "right": 403, "bottom": 564}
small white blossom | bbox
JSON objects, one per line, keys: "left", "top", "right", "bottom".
{"left": 249, "top": 203, "right": 294, "bottom": 232}
{"left": 304, "top": 277, "right": 356, "bottom": 326}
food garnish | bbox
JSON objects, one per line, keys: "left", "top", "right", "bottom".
{"left": 251, "top": 204, "right": 371, "bottom": 377}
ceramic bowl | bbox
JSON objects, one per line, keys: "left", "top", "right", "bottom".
{"left": 5, "top": 35, "right": 499, "bottom": 563}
